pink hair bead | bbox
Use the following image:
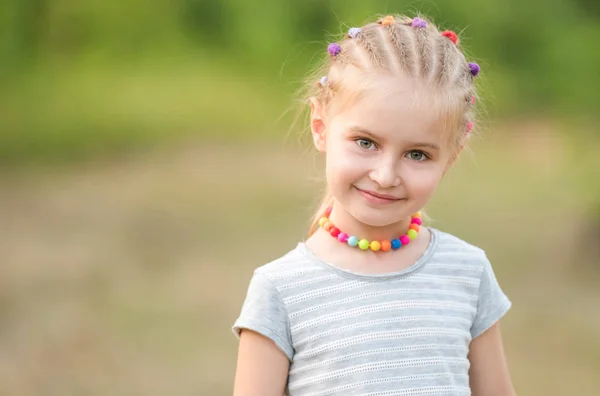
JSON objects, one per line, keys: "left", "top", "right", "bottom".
{"left": 411, "top": 217, "right": 422, "bottom": 225}
{"left": 400, "top": 235, "right": 411, "bottom": 245}
{"left": 466, "top": 121, "right": 474, "bottom": 133}
{"left": 471, "top": 96, "right": 476, "bottom": 105}
{"left": 338, "top": 232, "right": 349, "bottom": 243}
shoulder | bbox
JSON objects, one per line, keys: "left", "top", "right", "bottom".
{"left": 429, "top": 228, "right": 491, "bottom": 270}
{"left": 251, "top": 243, "right": 325, "bottom": 286}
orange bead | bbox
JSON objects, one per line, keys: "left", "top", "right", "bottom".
{"left": 380, "top": 240, "right": 391, "bottom": 251}
{"left": 409, "top": 224, "right": 420, "bottom": 232}
{"left": 381, "top": 15, "right": 394, "bottom": 26}
{"left": 324, "top": 222, "right": 334, "bottom": 231}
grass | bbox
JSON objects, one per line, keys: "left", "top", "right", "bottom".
{"left": 0, "top": 124, "right": 599, "bottom": 395}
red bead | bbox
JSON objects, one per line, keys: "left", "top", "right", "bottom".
{"left": 330, "top": 227, "right": 341, "bottom": 237}
{"left": 411, "top": 217, "right": 422, "bottom": 225}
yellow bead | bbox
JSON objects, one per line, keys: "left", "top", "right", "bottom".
{"left": 407, "top": 229, "right": 418, "bottom": 240}
{"left": 412, "top": 211, "right": 422, "bottom": 218}
{"left": 318, "top": 217, "right": 328, "bottom": 227}
{"left": 370, "top": 241, "right": 381, "bottom": 251}
{"left": 358, "top": 239, "right": 370, "bottom": 250}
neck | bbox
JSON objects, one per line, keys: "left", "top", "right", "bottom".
{"left": 327, "top": 205, "right": 414, "bottom": 241}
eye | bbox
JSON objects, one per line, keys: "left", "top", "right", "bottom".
{"left": 356, "top": 138, "right": 377, "bottom": 150}
{"left": 406, "top": 150, "right": 429, "bottom": 161}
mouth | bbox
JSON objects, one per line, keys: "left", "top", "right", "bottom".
{"left": 354, "top": 186, "right": 402, "bottom": 204}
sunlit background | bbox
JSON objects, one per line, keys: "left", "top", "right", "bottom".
{"left": 1, "top": 1, "right": 599, "bottom": 395}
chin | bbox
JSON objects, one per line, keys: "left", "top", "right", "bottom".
{"left": 346, "top": 202, "right": 405, "bottom": 227}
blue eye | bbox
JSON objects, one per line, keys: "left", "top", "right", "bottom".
{"left": 406, "top": 150, "right": 428, "bottom": 161}
{"left": 356, "top": 139, "right": 376, "bottom": 150}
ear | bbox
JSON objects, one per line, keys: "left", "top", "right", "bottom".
{"left": 310, "top": 97, "right": 327, "bottom": 152}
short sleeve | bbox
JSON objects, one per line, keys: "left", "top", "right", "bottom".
{"left": 232, "top": 272, "right": 294, "bottom": 360}
{"left": 470, "top": 256, "right": 512, "bottom": 339}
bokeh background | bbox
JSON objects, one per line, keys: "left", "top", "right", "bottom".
{"left": 1, "top": 0, "right": 599, "bottom": 395}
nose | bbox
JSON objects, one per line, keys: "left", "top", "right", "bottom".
{"left": 369, "top": 157, "right": 401, "bottom": 188}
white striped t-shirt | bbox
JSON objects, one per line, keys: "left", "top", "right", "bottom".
{"left": 233, "top": 228, "right": 511, "bottom": 396}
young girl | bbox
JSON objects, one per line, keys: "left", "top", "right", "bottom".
{"left": 232, "top": 14, "right": 515, "bottom": 396}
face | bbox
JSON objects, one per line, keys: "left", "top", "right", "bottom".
{"left": 312, "top": 75, "right": 458, "bottom": 228}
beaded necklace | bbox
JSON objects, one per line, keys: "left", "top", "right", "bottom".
{"left": 318, "top": 208, "right": 422, "bottom": 252}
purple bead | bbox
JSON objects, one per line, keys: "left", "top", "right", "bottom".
{"left": 411, "top": 17, "right": 427, "bottom": 28}
{"left": 391, "top": 239, "right": 401, "bottom": 250}
{"left": 348, "top": 27, "right": 361, "bottom": 39}
{"left": 327, "top": 43, "right": 341, "bottom": 56}
{"left": 468, "top": 62, "right": 480, "bottom": 77}
{"left": 338, "top": 232, "right": 349, "bottom": 243}
{"left": 400, "top": 235, "right": 411, "bottom": 245}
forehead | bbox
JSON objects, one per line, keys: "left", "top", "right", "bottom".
{"left": 331, "top": 74, "right": 459, "bottom": 145}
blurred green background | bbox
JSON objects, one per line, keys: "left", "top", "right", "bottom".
{"left": 0, "top": 0, "right": 599, "bottom": 395}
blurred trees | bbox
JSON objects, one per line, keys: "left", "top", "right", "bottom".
{"left": 0, "top": 0, "right": 598, "bottom": 163}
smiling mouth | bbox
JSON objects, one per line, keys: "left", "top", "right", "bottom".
{"left": 354, "top": 186, "right": 402, "bottom": 202}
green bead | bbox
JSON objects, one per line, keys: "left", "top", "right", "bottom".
{"left": 407, "top": 229, "right": 418, "bottom": 240}
{"left": 358, "top": 239, "right": 370, "bottom": 250}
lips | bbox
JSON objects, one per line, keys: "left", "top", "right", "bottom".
{"left": 354, "top": 186, "right": 401, "bottom": 202}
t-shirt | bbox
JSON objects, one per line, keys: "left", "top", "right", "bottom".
{"left": 232, "top": 228, "right": 511, "bottom": 396}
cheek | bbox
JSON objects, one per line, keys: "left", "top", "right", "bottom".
{"left": 326, "top": 143, "right": 369, "bottom": 181}
{"left": 401, "top": 164, "right": 445, "bottom": 194}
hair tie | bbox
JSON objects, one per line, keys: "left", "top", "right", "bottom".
{"left": 380, "top": 15, "right": 394, "bottom": 26}
{"left": 441, "top": 30, "right": 458, "bottom": 45}
{"left": 319, "top": 76, "right": 328, "bottom": 86}
{"left": 470, "top": 96, "right": 476, "bottom": 105}
{"left": 348, "top": 27, "right": 361, "bottom": 38}
{"left": 411, "top": 17, "right": 427, "bottom": 28}
{"left": 466, "top": 121, "right": 474, "bottom": 134}
{"left": 327, "top": 43, "right": 341, "bottom": 56}
{"left": 468, "top": 62, "right": 480, "bottom": 77}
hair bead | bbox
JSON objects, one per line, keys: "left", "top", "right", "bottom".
{"left": 468, "top": 62, "right": 480, "bottom": 76}
{"left": 411, "top": 17, "right": 427, "bottom": 28}
{"left": 441, "top": 30, "right": 458, "bottom": 44}
{"left": 327, "top": 43, "right": 342, "bottom": 56}
{"left": 348, "top": 27, "right": 361, "bottom": 38}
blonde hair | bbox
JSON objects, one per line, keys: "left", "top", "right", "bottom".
{"left": 301, "top": 14, "right": 480, "bottom": 236}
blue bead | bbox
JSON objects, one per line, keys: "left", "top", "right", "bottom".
{"left": 391, "top": 239, "right": 401, "bottom": 250}
{"left": 347, "top": 236, "right": 358, "bottom": 247}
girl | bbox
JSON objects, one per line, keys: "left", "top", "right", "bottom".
{"left": 232, "top": 14, "right": 515, "bottom": 396}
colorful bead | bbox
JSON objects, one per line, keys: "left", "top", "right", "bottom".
{"left": 466, "top": 121, "right": 474, "bottom": 134}
{"left": 407, "top": 229, "right": 418, "bottom": 240}
{"left": 318, "top": 207, "right": 421, "bottom": 253}
{"left": 358, "top": 239, "right": 370, "bottom": 250}
{"left": 324, "top": 207, "right": 332, "bottom": 217}
{"left": 411, "top": 17, "right": 427, "bottom": 28}
{"left": 370, "top": 241, "right": 381, "bottom": 251}
{"left": 400, "top": 235, "right": 411, "bottom": 245}
{"left": 381, "top": 240, "right": 391, "bottom": 251}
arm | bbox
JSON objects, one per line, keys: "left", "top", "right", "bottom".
{"left": 468, "top": 322, "right": 516, "bottom": 396}
{"left": 233, "top": 329, "right": 290, "bottom": 396}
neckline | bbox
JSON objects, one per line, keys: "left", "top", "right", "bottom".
{"left": 296, "top": 227, "right": 439, "bottom": 282}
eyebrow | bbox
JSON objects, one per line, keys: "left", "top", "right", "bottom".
{"left": 348, "top": 125, "right": 440, "bottom": 151}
